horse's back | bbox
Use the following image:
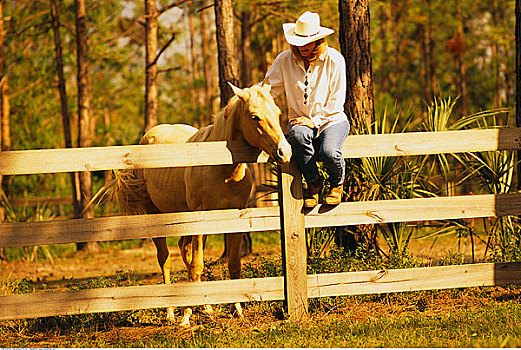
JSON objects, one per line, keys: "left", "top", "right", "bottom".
{"left": 140, "top": 124, "right": 198, "bottom": 145}
{"left": 139, "top": 124, "right": 198, "bottom": 213}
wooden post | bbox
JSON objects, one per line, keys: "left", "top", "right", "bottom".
{"left": 278, "top": 160, "right": 308, "bottom": 321}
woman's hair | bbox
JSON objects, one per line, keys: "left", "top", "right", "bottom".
{"left": 290, "top": 38, "right": 328, "bottom": 64}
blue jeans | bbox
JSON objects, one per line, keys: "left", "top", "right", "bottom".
{"left": 288, "top": 121, "right": 350, "bottom": 186}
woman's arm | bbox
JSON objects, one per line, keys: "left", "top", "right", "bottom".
{"left": 310, "top": 53, "right": 347, "bottom": 129}
{"left": 264, "top": 53, "right": 285, "bottom": 99}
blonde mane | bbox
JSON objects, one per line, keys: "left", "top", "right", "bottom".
{"left": 210, "top": 95, "right": 242, "bottom": 141}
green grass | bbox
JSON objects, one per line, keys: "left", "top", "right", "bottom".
{"left": 1, "top": 292, "right": 520, "bottom": 347}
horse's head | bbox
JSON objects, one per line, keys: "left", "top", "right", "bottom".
{"left": 229, "top": 82, "right": 292, "bottom": 164}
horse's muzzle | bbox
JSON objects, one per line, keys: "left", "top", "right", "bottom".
{"left": 275, "top": 139, "right": 292, "bottom": 164}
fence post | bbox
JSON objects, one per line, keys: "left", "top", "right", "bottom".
{"left": 278, "top": 160, "right": 308, "bottom": 321}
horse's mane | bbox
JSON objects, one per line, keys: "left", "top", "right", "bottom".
{"left": 191, "top": 85, "right": 272, "bottom": 143}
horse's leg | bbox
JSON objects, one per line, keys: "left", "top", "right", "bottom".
{"left": 177, "top": 236, "right": 194, "bottom": 327}
{"left": 152, "top": 237, "right": 175, "bottom": 322}
{"left": 178, "top": 234, "right": 211, "bottom": 326}
{"left": 178, "top": 236, "right": 193, "bottom": 268}
{"left": 227, "top": 232, "right": 244, "bottom": 318}
{"left": 199, "top": 235, "right": 214, "bottom": 317}
{"left": 188, "top": 234, "right": 205, "bottom": 282}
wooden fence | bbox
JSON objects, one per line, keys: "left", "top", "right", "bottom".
{"left": 1, "top": 128, "right": 521, "bottom": 321}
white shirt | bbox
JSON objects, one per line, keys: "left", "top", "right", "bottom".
{"left": 265, "top": 46, "right": 348, "bottom": 135}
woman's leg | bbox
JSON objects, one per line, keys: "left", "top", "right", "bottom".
{"left": 287, "top": 124, "right": 320, "bottom": 184}
{"left": 317, "top": 121, "right": 349, "bottom": 205}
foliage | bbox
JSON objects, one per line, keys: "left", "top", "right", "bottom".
{"left": 2, "top": 287, "right": 521, "bottom": 347}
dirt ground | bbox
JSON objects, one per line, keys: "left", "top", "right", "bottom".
{"left": 0, "top": 232, "right": 487, "bottom": 293}
{"left": 0, "top": 233, "right": 517, "bottom": 347}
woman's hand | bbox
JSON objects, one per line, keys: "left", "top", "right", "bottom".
{"left": 290, "top": 117, "right": 315, "bottom": 129}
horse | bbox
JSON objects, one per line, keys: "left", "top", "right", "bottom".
{"left": 101, "top": 83, "right": 291, "bottom": 326}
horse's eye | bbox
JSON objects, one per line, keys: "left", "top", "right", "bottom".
{"left": 252, "top": 115, "right": 261, "bottom": 121}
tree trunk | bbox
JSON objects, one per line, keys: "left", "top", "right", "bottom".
{"left": 0, "top": 1, "right": 6, "bottom": 260}
{"left": 50, "top": 0, "right": 81, "bottom": 220}
{"left": 338, "top": 0, "right": 375, "bottom": 132}
{"left": 200, "top": 8, "right": 213, "bottom": 124}
{"left": 492, "top": 0, "right": 502, "bottom": 111}
{"left": 187, "top": 0, "right": 202, "bottom": 127}
{"left": 214, "top": 0, "right": 251, "bottom": 256}
{"left": 378, "top": 2, "right": 391, "bottom": 95}
{"left": 427, "top": 0, "right": 436, "bottom": 100}
{"left": 214, "top": 0, "right": 240, "bottom": 105}
{"left": 240, "top": 9, "right": 253, "bottom": 88}
{"left": 515, "top": 0, "right": 521, "bottom": 189}
{"left": 420, "top": 24, "right": 431, "bottom": 101}
{"left": 338, "top": 0, "right": 377, "bottom": 254}
{"left": 144, "top": 0, "right": 158, "bottom": 133}
{"left": 455, "top": 1, "right": 468, "bottom": 115}
{"left": 75, "top": 0, "right": 97, "bottom": 252}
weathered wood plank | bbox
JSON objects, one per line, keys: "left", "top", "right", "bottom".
{"left": 2, "top": 193, "right": 521, "bottom": 249}
{"left": 2, "top": 128, "right": 521, "bottom": 175}
{"left": 278, "top": 161, "right": 308, "bottom": 321}
{"left": 10, "top": 196, "right": 73, "bottom": 207}
{"left": 0, "top": 277, "right": 284, "bottom": 321}
{"left": 1, "top": 262, "right": 520, "bottom": 321}
{"left": 305, "top": 193, "right": 521, "bottom": 228}
{"left": 343, "top": 128, "right": 521, "bottom": 158}
{"left": 308, "top": 262, "right": 521, "bottom": 297}
{"left": 0, "top": 207, "right": 280, "bottom": 248}
{"left": 0, "top": 142, "right": 268, "bottom": 175}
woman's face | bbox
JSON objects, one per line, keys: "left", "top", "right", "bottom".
{"left": 298, "top": 41, "right": 317, "bottom": 58}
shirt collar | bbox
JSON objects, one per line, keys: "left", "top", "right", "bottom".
{"left": 290, "top": 47, "right": 328, "bottom": 62}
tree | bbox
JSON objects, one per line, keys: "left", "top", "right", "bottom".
{"left": 0, "top": 0, "right": 7, "bottom": 260}
{"left": 515, "top": 0, "right": 521, "bottom": 189}
{"left": 50, "top": 0, "right": 81, "bottom": 221}
{"left": 144, "top": 0, "right": 158, "bottom": 133}
{"left": 214, "top": 0, "right": 240, "bottom": 103}
{"left": 338, "top": 0, "right": 377, "bottom": 252}
{"left": 75, "top": 0, "right": 97, "bottom": 251}
{"left": 214, "top": 0, "right": 251, "bottom": 256}
{"left": 200, "top": 6, "right": 215, "bottom": 121}
{"left": 339, "top": 0, "right": 375, "bottom": 132}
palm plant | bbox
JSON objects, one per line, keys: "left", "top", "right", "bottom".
{"left": 417, "top": 97, "right": 513, "bottom": 261}
{"left": 419, "top": 96, "right": 505, "bottom": 195}
{"left": 463, "top": 114, "right": 521, "bottom": 260}
{"left": 349, "top": 101, "right": 437, "bottom": 258}
{"left": 1, "top": 190, "right": 57, "bottom": 262}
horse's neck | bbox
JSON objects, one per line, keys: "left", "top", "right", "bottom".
{"left": 208, "top": 105, "right": 249, "bottom": 183}
{"left": 208, "top": 100, "right": 245, "bottom": 142}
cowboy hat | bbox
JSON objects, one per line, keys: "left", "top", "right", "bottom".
{"left": 283, "top": 11, "right": 334, "bottom": 47}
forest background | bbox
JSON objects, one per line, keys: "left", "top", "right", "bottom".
{"left": 0, "top": 0, "right": 518, "bottom": 256}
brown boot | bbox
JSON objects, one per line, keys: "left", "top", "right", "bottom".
{"left": 304, "top": 178, "right": 323, "bottom": 208}
{"left": 324, "top": 184, "right": 343, "bottom": 205}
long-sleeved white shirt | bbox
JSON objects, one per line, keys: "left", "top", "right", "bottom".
{"left": 265, "top": 46, "right": 348, "bottom": 135}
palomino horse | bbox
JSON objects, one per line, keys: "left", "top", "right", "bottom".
{"left": 105, "top": 83, "right": 291, "bottom": 326}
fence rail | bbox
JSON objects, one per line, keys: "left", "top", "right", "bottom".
{"left": 2, "top": 193, "right": 521, "bottom": 248}
{"left": 1, "top": 128, "right": 521, "bottom": 321}
{"left": 1, "top": 128, "right": 520, "bottom": 175}
{"left": 1, "top": 262, "right": 520, "bottom": 321}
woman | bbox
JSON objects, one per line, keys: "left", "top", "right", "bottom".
{"left": 265, "top": 11, "right": 350, "bottom": 207}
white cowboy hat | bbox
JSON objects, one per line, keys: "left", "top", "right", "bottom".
{"left": 283, "top": 11, "right": 334, "bottom": 47}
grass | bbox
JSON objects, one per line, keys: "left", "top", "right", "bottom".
{"left": 1, "top": 287, "right": 521, "bottom": 347}
{"left": 1, "top": 227, "right": 520, "bottom": 347}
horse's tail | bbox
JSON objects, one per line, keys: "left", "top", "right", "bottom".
{"left": 89, "top": 170, "right": 157, "bottom": 215}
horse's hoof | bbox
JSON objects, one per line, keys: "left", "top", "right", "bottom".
{"left": 202, "top": 304, "right": 214, "bottom": 318}
{"left": 164, "top": 307, "right": 176, "bottom": 323}
{"left": 179, "top": 307, "right": 192, "bottom": 327}
{"left": 230, "top": 302, "right": 244, "bottom": 318}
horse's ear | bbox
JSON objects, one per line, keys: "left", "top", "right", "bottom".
{"left": 228, "top": 82, "right": 249, "bottom": 101}
{"left": 260, "top": 77, "right": 271, "bottom": 93}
